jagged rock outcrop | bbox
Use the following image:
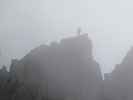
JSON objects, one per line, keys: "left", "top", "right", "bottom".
{"left": 11, "top": 34, "right": 103, "bottom": 100}
{"left": 0, "top": 64, "right": 38, "bottom": 100}
{"left": 104, "top": 47, "right": 133, "bottom": 100}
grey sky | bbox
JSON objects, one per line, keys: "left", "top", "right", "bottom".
{"left": 0, "top": 0, "right": 133, "bottom": 73}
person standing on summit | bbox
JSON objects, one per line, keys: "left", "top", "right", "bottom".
{"left": 77, "top": 27, "right": 82, "bottom": 35}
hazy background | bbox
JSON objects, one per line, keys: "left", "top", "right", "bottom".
{"left": 0, "top": 0, "right": 133, "bottom": 73}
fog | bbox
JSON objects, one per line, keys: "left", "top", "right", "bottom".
{"left": 0, "top": 0, "right": 133, "bottom": 73}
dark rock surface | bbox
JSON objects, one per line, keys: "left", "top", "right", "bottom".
{"left": 104, "top": 47, "right": 133, "bottom": 100}
{"left": 10, "top": 34, "right": 103, "bottom": 100}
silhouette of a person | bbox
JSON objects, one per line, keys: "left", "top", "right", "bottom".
{"left": 77, "top": 27, "right": 82, "bottom": 35}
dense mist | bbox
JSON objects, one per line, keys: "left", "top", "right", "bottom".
{"left": 1, "top": 0, "right": 133, "bottom": 73}
{"left": 1, "top": 0, "right": 133, "bottom": 100}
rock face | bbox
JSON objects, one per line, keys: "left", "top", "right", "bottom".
{"left": 104, "top": 47, "right": 133, "bottom": 100}
{"left": 11, "top": 34, "right": 102, "bottom": 100}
